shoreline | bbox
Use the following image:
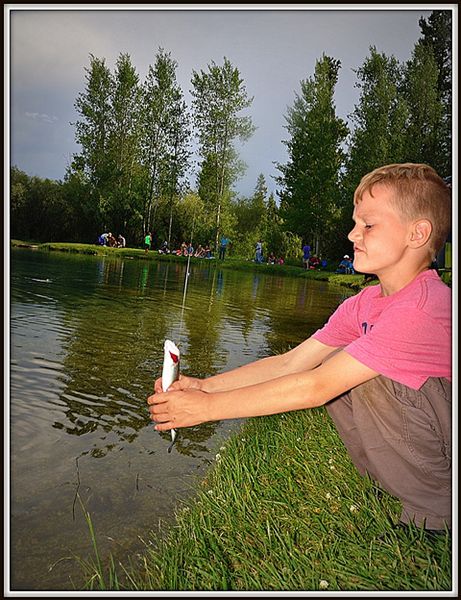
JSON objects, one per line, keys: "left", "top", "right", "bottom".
{"left": 10, "top": 239, "right": 372, "bottom": 292}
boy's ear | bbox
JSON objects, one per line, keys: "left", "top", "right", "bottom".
{"left": 409, "top": 219, "right": 432, "bottom": 248}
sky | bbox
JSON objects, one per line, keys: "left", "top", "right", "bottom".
{"left": 6, "top": 4, "right": 454, "bottom": 198}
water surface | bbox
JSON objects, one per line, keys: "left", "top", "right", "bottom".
{"left": 9, "top": 249, "right": 351, "bottom": 590}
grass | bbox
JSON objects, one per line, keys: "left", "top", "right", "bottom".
{"left": 77, "top": 409, "right": 453, "bottom": 592}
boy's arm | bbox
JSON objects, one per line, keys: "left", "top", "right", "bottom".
{"left": 154, "top": 337, "right": 338, "bottom": 394}
{"left": 148, "top": 350, "right": 379, "bottom": 430}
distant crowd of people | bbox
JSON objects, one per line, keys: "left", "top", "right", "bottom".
{"left": 252, "top": 240, "right": 285, "bottom": 265}
{"left": 302, "top": 243, "right": 327, "bottom": 270}
{"left": 266, "top": 252, "right": 285, "bottom": 265}
{"left": 97, "top": 232, "right": 126, "bottom": 248}
{"left": 97, "top": 233, "right": 356, "bottom": 275}
{"left": 158, "top": 240, "right": 215, "bottom": 259}
{"left": 303, "top": 242, "right": 355, "bottom": 273}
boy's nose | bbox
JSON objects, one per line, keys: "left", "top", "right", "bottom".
{"left": 348, "top": 225, "right": 360, "bottom": 243}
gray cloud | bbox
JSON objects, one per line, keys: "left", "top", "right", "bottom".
{"left": 8, "top": 6, "right": 441, "bottom": 197}
{"left": 25, "top": 112, "right": 59, "bottom": 124}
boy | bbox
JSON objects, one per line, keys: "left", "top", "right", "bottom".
{"left": 148, "top": 163, "right": 452, "bottom": 532}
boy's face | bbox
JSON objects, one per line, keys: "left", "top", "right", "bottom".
{"left": 348, "top": 184, "right": 413, "bottom": 276}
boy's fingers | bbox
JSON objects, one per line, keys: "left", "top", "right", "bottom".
{"left": 147, "top": 393, "right": 167, "bottom": 405}
{"left": 168, "top": 380, "right": 182, "bottom": 391}
{"left": 148, "top": 402, "right": 176, "bottom": 431}
{"left": 153, "top": 378, "right": 164, "bottom": 393}
{"left": 154, "top": 422, "right": 175, "bottom": 432}
{"left": 148, "top": 402, "right": 169, "bottom": 420}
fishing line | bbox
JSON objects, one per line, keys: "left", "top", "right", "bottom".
{"left": 165, "top": 210, "right": 196, "bottom": 453}
{"left": 177, "top": 212, "right": 196, "bottom": 348}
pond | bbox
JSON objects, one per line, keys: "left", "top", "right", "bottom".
{"left": 9, "top": 248, "right": 352, "bottom": 591}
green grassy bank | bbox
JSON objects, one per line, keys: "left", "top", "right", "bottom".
{"left": 80, "top": 410, "right": 452, "bottom": 592}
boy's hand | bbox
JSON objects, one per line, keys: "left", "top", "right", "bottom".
{"left": 153, "top": 374, "right": 203, "bottom": 394}
{"left": 147, "top": 387, "right": 212, "bottom": 430}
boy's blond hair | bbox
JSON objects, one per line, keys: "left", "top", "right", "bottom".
{"left": 354, "top": 163, "right": 451, "bottom": 255}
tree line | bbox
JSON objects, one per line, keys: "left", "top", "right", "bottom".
{"left": 10, "top": 11, "right": 451, "bottom": 263}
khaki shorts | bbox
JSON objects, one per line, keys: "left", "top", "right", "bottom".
{"left": 326, "top": 375, "right": 452, "bottom": 530}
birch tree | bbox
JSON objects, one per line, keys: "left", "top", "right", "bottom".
{"left": 140, "top": 48, "right": 190, "bottom": 239}
{"left": 191, "top": 57, "right": 255, "bottom": 250}
{"left": 107, "top": 53, "right": 141, "bottom": 233}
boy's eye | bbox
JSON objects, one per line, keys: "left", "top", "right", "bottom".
{"left": 364, "top": 224, "right": 373, "bottom": 229}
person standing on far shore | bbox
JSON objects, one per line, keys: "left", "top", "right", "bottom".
{"left": 255, "top": 240, "right": 263, "bottom": 263}
{"left": 219, "top": 236, "right": 230, "bottom": 260}
{"left": 302, "top": 242, "right": 311, "bottom": 269}
{"left": 144, "top": 232, "right": 152, "bottom": 253}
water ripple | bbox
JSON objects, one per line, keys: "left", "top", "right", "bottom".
{"left": 9, "top": 249, "right": 350, "bottom": 590}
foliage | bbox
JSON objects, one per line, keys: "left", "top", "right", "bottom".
{"left": 139, "top": 48, "right": 191, "bottom": 240}
{"left": 333, "top": 47, "right": 410, "bottom": 255}
{"left": 67, "top": 49, "right": 191, "bottom": 246}
{"left": 275, "top": 55, "right": 348, "bottom": 259}
{"left": 108, "top": 53, "right": 142, "bottom": 231}
{"left": 231, "top": 174, "right": 267, "bottom": 258}
{"left": 342, "top": 48, "right": 409, "bottom": 193}
{"left": 9, "top": 10, "right": 452, "bottom": 261}
{"left": 401, "top": 41, "right": 445, "bottom": 173}
{"left": 191, "top": 57, "right": 255, "bottom": 250}
{"left": 10, "top": 167, "right": 75, "bottom": 242}
{"left": 417, "top": 10, "right": 452, "bottom": 177}
{"left": 71, "top": 53, "right": 115, "bottom": 238}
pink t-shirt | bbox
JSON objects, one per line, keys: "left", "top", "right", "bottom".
{"left": 312, "top": 270, "right": 452, "bottom": 390}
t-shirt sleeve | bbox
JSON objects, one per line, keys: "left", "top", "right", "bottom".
{"left": 313, "top": 283, "right": 451, "bottom": 389}
{"left": 312, "top": 294, "right": 362, "bottom": 347}
{"left": 344, "top": 305, "right": 451, "bottom": 389}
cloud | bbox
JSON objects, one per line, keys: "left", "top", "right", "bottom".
{"left": 25, "top": 112, "right": 59, "bottom": 124}
{"left": 9, "top": 7, "right": 438, "bottom": 194}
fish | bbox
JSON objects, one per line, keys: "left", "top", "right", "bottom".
{"left": 161, "top": 339, "right": 180, "bottom": 453}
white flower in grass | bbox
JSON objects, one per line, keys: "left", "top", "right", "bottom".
{"left": 215, "top": 453, "right": 222, "bottom": 461}
{"left": 319, "top": 579, "right": 329, "bottom": 589}
{"left": 350, "top": 504, "right": 359, "bottom": 513}
{"left": 207, "top": 490, "right": 213, "bottom": 496}
{"left": 325, "top": 492, "right": 332, "bottom": 500}
{"left": 220, "top": 446, "right": 226, "bottom": 451}
{"left": 328, "top": 458, "right": 334, "bottom": 464}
